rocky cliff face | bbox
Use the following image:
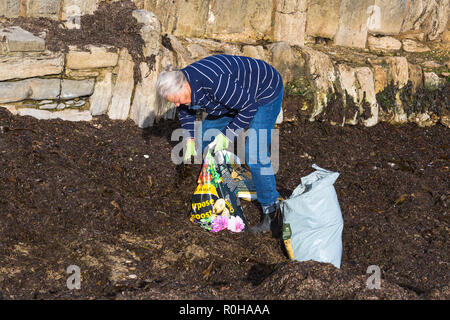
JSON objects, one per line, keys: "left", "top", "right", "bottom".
{"left": 0, "top": 0, "right": 448, "bottom": 128}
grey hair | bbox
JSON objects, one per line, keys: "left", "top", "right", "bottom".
{"left": 155, "top": 65, "right": 187, "bottom": 100}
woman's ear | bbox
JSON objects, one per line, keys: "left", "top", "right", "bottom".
{"left": 184, "top": 81, "right": 191, "bottom": 92}
{"left": 184, "top": 81, "right": 192, "bottom": 102}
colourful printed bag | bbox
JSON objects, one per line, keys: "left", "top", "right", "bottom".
{"left": 190, "top": 151, "right": 248, "bottom": 233}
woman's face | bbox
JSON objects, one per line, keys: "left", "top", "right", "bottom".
{"left": 166, "top": 81, "right": 191, "bottom": 107}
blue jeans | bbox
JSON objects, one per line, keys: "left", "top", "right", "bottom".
{"left": 196, "top": 87, "right": 283, "bottom": 211}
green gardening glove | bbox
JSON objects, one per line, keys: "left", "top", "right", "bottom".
{"left": 184, "top": 139, "right": 197, "bottom": 162}
{"left": 205, "top": 149, "right": 215, "bottom": 166}
{"left": 208, "top": 133, "right": 230, "bottom": 154}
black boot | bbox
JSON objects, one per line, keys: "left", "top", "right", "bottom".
{"left": 250, "top": 202, "right": 283, "bottom": 237}
{"left": 249, "top": 213, "right": 272, "bottom": 234}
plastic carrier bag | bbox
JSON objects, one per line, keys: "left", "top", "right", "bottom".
{"left": 190, "top": 151, "right": 248, "bottom": 233}
{"left": 281, "top": 164, "right": 343, "bottom": 268}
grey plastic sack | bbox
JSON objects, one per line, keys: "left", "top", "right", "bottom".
{"left": 281, "top": 164, "right": 343, "bottom": 268}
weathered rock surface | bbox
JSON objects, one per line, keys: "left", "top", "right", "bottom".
{"left": 0, "top": 78, "right": 94, "bottom": 103}
{"left": 334, "top": 0, "right": 372, "bottom": 48}
{"left": 89, "top": 70, "right": 113, "bottom": 116}
{"left": 300, "top": 47, "right": 336, "bottom": 120}
{"left": 132, "top": 9, "right": 161, "bottom": 57}
{"left": 107, "top": 48, "right": 134, "bottom": 120}
{"left": 306, "top": 0, "right": 341, "bottom": 39}
{"left": 66, "top": 45, "right": 119, "bottom": 69}
{"left": 0, "top": 52, "right": 64, "bottom": 81}
{"left": 424, "top": 72, "right": 446, "bottom": 90}
{"left": 3, "top": 105, "right": 92, "bottom": 121}
{"left": 367, "top": 36, "right": 402, "bottom": 52}
{"left": 402, "top": 39, "right": 431, "bottom": 53}
{"left": 0, "top": 26, "right": 45, "bottom": 52}
{"left": 0, "top": 1, "right": 448, "bottom": 129}
{"left": 273, "top": 0, "right": 308, "bottom": 46}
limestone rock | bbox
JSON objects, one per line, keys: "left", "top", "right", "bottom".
{"left": 335, "top": 65, "right": 378, "bottom": 126}
{"left": 306, "top": 0, "right": 340, "bottom": 39}
{"left": 367, "top": 0, "right": 409, "bottom": 35}
{"left": 165, "top": 35, "right": 194, "bottom": 68}
{"left": 442, "top": 29, "right": 450, "bottom": 43}
{"left": 66, "top": 45, "right": 119, "bottom": 69}
{"left": 421, "top": 61, "right": 443, "bottom": 69}
{"left": 424, "top": 72, "right": 445, "bottom": 90}
{"left": 39, "top": 103, "right": 57, "bottom": 110}
{"left": 0, "top": 42, "right": 7, "bottom": 55}
{"left": 143, "top": 0, "right": 178, "bottom": 35}
{"left": 0, "top": 52, "right": 64, "bottom": 81}
{"left": 242, "top": 45, "right": 267, "bottom": 62}
{"left": 384, "top": 57, "right": 409, "bottom": 89}
{"left": 337, "top": 65, "right": 358, "bottom": 103}
{"left": 61, "top": 0, "right": 98, "bottom": 29}
{"left": 269, "top": 42, "right": 305, "bottom": 85}
{"left": 336, "top": 64, "right": 358, "bottom": 125}
{"left": 66, "top": 69, "right": 100, "bottom": 79}
{"left": 173, "top": 0, "right": 209, "bottom": 37}
{"left": 184, "top": 38, "right": 241, "bottom": 56}
{"left": 276, "top": 0, "right": 308, "bottom": 15}
{"left": 334, "top": 0, "right": 372, "bottom": 48}
{"left": 0, "top": 78, "right": 59, "bottom": 103}
{"left": 73, "top": 100, "right": 86, "bottom": 107}
{"left": 39, "top": 100, "right": 53, "bottom": 105}
{"left": 158, "top": 47, "right": 177, "bottom": 120}
{"left": 398, "top": 30, "right": 426, "bottom": 42}
{"left": 203, "top": 0, "right": 273, "bottom": 43}
{"left": 418, "top": 0, "right": 449, "bottom": 41}
{"left": 402, "top": 39, "right": 430, "bottom": 53}
{"left": 273, "top": 0, "right": 308, "bottom": 46}
{"left": 246, "top": 0, "right": 274, "bottom": 36}
{"left": 0, "top": 26, "right": 45, "bottom": 52}
{"left": 186, "top": 44, "right": 210, "bottom": 59}
{"left": 132, "top": 9, "right": 162, "bottom": 57}
{"left": 0, "top": 0, "right": 22, "bottom": 18}
{"left": 367, "top": 36, "right": 402, "bottom": 52}
{"left": 355, "top": 67, "right": 379, "bottom": 127}
{"left": 0, "top": 77, "right": 95, "bottom": 103}
{"left": 401, "top": 0, "right": 429, "bottom": 33}
{"left": 384, "top": 57, "right": 409, "bottom": 123}
{"left": 0, "top": 80, "right": 33, "bottom": 103}
{"left": 372, "top": 64, "right": 388, "bottom": 94}
{"left": 130, "top": 58, "right": 160, "bottom": 128}
{"left": 300, "top": 47, "right": 336, "bottom": 120}
{"left": 108, "top": 48, "right": 134, "bottom": 120}
{"left": 27, "top": 0, "right": 62, "bottom": 20}
{"left": 274, "top": 11, "right": 306, "bottom": 47}
{"left": 60, "top": 79, "right": 95, "bottom": 100}
{"left": 26, "top": 78, "right": 61, "bottom": 100}
{"left": 89, "top": 70, "right": 113, "bottom": 116}
{"left": 206, "top": 0, "right": 247, "bottom": 35}
{"left": 401, "top": 0, "right": 449, "bottom": 41}
{"left": 2, "top": 106, "right": 92, "bottom": 121}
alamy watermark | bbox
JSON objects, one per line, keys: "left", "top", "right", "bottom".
{"left": 170, "top": 121, "right": 279, "bottom": 175}
{"left": 64, "top": 5, "right": 81, "bottom": 30}
{"left": 366, "top": 265, "right": 381, "bottom": 289}
{"left": 66, "top": 265, "right": 81, "bottom": 290}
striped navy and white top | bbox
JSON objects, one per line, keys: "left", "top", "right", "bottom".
{"left": 178, "top": 54, "right": 283, "bottom": 139}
